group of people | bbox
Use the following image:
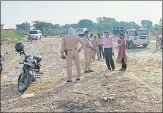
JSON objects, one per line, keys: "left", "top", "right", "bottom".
{"left": 60, "top": 27, "right": 127, "bottom": 82}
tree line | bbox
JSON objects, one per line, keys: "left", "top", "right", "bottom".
{"left": 16, "top": 17, "right": 162, "bottom": 35}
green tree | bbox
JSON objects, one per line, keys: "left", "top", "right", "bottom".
{"left": 78, "top": 19, "right": 95, "bottom": 29}
{"left": 141, "top": 20, "right": 153, "bottom": 30}
{"left": 97, "top": 17, "right": 119, "bottom": 33}
{"left": 33, "top": 21, "right": 55, "bottom": 34}
{"left": 16, "top": 22, "right": 31, "bottom": 34}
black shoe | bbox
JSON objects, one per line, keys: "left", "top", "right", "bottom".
{"left": 88, "top": 70, "right": 94, "bottom": 72}
{"left": 66, "top": 80, "right": 72, "bottom": 82}
{"left": 76, "top": 78, "right": 80, "bottom": 81}
{"left": 122, "top": 69, "right": 126, "bottom": 71}
{"left": 84, "top": 71, "right": 89, "bottom": 73}
{"left": 108, "top": 68, "right": 111, "bottom": 70}
{"left": 112, "top": 69, "right": 115, "bottom": 71}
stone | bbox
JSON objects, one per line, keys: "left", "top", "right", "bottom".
{"left": 102, "top": 97, "right": 108, "bottom": 102}
{"left": 21, "top": 93, "right": 34, "bottom": 98}
{"left": 108, "top": 96, "right": 115, "bottom": 100}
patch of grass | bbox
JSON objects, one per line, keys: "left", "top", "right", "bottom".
{"left": 1, "top": 33, "right": 25, "bottom": 40}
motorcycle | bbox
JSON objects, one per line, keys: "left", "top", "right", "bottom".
{"left": 15, "top": 42, "right": 42, "bottom": 93}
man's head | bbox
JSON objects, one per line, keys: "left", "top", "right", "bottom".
{"left": 68, "top": 27, "right": 75, "bottom": 35}
{"left": 104, "top": 31, "right": 109, "bottom": 37}
{"left": 84, "top": 31, "right": 89, "bottom": 37}
{"left": 97, "top": 33, "right": 101, "bottom": 37}
{"left": 94, "top": 36, "right": 97, "bottom": 39}
{"left": 90, "top": 34, "right": 93, "bottom": 38}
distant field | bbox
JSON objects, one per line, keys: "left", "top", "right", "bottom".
{"left": 1, "top": 33, "right": 25, "bottom": 40}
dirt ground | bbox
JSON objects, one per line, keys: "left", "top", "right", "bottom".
{"left": 1, "top": 36, "right": 162, "bottom": 112}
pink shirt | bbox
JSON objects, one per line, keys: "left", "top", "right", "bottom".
{"left": 102, "top": 36, "right": 114, "bottom": 51}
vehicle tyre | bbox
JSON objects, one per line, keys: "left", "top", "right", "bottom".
{"left": 128, "top": 41, "right": 134, "bottom": 49}
{"left": 18, "top": 70, "right": 31, "bottom": 93}
{"left": 126, "top": 40, "right": 129, "bottom": 49}
{"left": 143, "top": 44, "right": 148, "bottom": 48}
{"left": 0, "top": 64, "right": 3, "bottom": 74}
{"left": 40, "top": 36, "right": 42, "bottom": 39}
{"left": 36, "top": 36, "right": 38, "bottom": 40}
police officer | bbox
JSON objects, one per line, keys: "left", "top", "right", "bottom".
{"left": 83, "top": 31, "right": 95, "bottom": 73}
{"left": 91, "top": 36, "right": 100, "bottom": 61}
{"left": 60, "top": 27, "right": 85, "bottom": 82}
{"left": 155, "top": 28, "right": 161, "bottom": 50}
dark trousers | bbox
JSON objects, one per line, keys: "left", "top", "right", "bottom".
{"left": 104, "top": 48, "right": 115, "bottom": 70}
{"left": 98, "top": 45, "right": 104, "bottom": 58}
{"left": 121, "top": 58, "right": 127, "bottom": 69}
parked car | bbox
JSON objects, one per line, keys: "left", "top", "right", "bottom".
{"left": 28, "top": 30, "right": 42, "bottom": 40}
{"left": 125, "top": 28, "right": 149, "bottom": 49}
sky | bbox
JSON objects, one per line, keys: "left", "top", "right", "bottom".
{"left": 1, "top": 1, "right": 162, "bottom": 29}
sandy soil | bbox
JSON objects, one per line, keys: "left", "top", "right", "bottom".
{"left": 1, "top": 36, "right": 162, "bottom": 112}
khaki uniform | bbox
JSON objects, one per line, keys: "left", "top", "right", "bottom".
{"left": 60, "top": 35, "right": 85, "bottom": 81}
{"left": 83, "top": 37, "right": 94, "bottom": 71}
{"left": 155, "top": 31, "right": 161, "bottom": 49}
{"left": 91, "top": 38, "right": 100, "bottom": 60}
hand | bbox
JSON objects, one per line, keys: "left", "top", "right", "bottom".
{"left": 61, "top": 55, "right": 66, "bottom": 59}
{"left": 91, "top": 47, "right": 96, "bottom": 51}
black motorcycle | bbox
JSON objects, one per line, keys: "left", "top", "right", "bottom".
{"left": 0, "top": 54, "right": 5, "bottom": 74}
{"left": 15, "top": 42, "right": 42, "bottom": 93}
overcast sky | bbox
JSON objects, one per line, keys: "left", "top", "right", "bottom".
{"left": 1, "top": 1, "right": 162, "bottom": 29}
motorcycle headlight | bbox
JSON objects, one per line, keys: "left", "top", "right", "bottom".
{"left": 27, "top": 56, "right": 35, "bottom": 64}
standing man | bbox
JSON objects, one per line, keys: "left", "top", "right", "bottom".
{"left": 102, "top": 32, "right": 115, "bottom": 71}
{"left": 83, "top": 31, "right": 95, "bottom": 73}
{"left": 155, "top": 28, "right": 161, "bottom": 50}
{"left": 60, "top": 27, "right": 85, "bottom": 82}
{"left": 89, "top": 34, "right": 94, "bottom": 60}
{"left": 97, "top": 33, "right": 104, "bottom": 59}
{"left": 91, "top": 36, "right": 100, "bottom": 61}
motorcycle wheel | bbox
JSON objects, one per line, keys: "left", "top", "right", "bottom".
{"left": 18, "top": 70, "right": 31, "bottom": 93}
{"left": 0, "top": 64, "right": 3, "bottom": 74}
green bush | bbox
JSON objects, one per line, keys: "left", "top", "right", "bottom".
{"left": 1, "top": 33, "right": 24, "bottom": 40}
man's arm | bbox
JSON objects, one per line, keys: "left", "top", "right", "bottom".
{"left": 83, "top": 38, "right": 94, "bottom": 49}
{"left": 78, "top": 38, "right": 85, "bottom": 52}
{"left": 60, "top": 37, "right": 65, "bottom": 55}
{"left": 101, "top": 39, "right": 104, "bottom": 45}
{"left": 111, "top": 37, "right": 114, "bottom": 53}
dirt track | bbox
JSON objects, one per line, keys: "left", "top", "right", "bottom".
{"left": 1, "top": 37, "right": 162, "bottom": 112}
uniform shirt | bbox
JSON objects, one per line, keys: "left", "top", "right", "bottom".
{"left": 91, "top": 38, "right": 98, "bottom": 47}
{"left": 60, "top": 34, "right": 85, "bottom": 54}
{"left": 102, "top": 36, "right": 114, "bottom": 51}
{"left": 83, "top": 36, "right": 93, "bottom": 52}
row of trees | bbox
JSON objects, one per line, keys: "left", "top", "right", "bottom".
{"left": 16, "top": 17, "right": 162, "bottom": 35}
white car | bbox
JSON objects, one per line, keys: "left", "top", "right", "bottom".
{"left": 125, "top": 28, "right": 149, "bottom": 49}
{"left": 28, "top": 30, "right": 42, "bottom": 40}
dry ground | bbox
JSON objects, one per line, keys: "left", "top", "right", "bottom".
{"left": 1, "top": 36, "right": 162, "bottom": 112}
